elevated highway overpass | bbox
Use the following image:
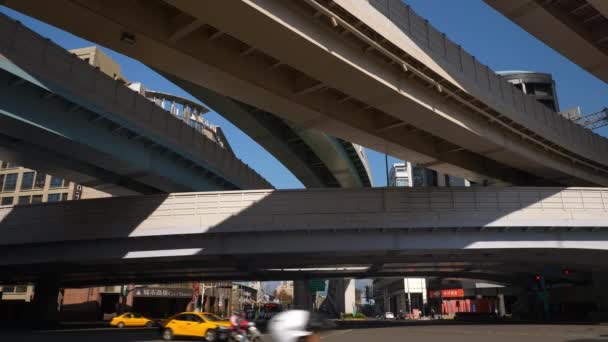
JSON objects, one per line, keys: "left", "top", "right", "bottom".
{"left": 140, "top": 79, "right": 373, "bottom": 188}
{"left": 0, "top": 14, "right": 271, "bottom": 194}
{"left": 485, "top": 0, "right": 608, "bottom": 84}
{"left": 162, "top": 76, "right": 372, "bottom": 188}
{"left": 1, "top": 186, "right": 607, "bottom": 286}
{"left": 6, "top": 0, "right": 608, "bottom": 186}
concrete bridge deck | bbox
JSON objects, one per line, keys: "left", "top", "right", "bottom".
{"left": 0, "top": 13, "right": 270, "bottom": 194}
{"left": 6, "top": 0, "right": 608, "bottom": 186}
{"left": 1, "top": 186, "right": 607, "bottom": 285}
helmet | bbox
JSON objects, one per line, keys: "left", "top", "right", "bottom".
{"left": 269, "top": 310, "right": 312, "bottom": 342}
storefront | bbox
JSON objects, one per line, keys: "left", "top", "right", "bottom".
{"left": 132, "top": 287, "right": 192, "bottom": 319}
{"left": 429, "top": 288, "right": 498, "bottom": 317}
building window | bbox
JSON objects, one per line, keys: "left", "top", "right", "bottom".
{"left": 1, "top": 196, "right": 13, "bottom": 205}
{"left": 31, "top": 195, "right": 42, "bottom": 204}
{"left": 34, "top": 173, "right": 46, "bottom": 189}
{"left": 47, "top": 193, "right": 61, "bottom": 202}
{"left": 2, "top": 286, "right": 15, "bottom": 293}
{"left": 394, "top": 166, "right": 406, "bottom": 173}
{"left": 0, "top": 161, "right": 16, "bottom": 169}
{"left": 17, "top": 196, "right": 30, "bottom": 205}
{"left": 61, "top": 193, "right": 69, "bottom": 201}
{"left": 20, "top": 172, "right": 35, "bottom": 191}
{"left": 395, "top": 178, "right": 408, "bottom": 187}
{"left": 3, "top": 173, "right": 17, "bottom": 191}
{"left": 49, "top": 176, "right": 64, "bottom": 189}
{"left": 0, "top": 174, "right": 4, "bottom": 191}
{"left": 15, "top": 286, "right": 27, "bottom": 293}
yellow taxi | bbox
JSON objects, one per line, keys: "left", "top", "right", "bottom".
{"left": 159, "top": 312, "right": 231, "bottom": 341}
{"left": 110, "top": 312, "right": 155, "bottom": 328}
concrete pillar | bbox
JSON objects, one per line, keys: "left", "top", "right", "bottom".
{"left": 32, "top": 277, "right": 61, "bottom": 326}
{"left": 510, "top": 285, "right": 532, "bottom": 320}
{"left": 344, "top": 279, "right": 355, "bottom": 315}
{"left": 497, "top": 293, "right": 506, "bottom": 318}
{"left": 333, "top": 279, "right": 355, "bottom": 315}
{"left": 436, "top": 172, "right": 447, "bottom": 187}
{"left": 592, "top": 272, "right": 608, "bottom": 318}
{"left": 293, "top": 280, "right": 312, "bottom": 310}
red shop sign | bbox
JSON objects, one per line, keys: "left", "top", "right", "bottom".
{"left": 428, "top": 289, "right": 464, "bottom": 298}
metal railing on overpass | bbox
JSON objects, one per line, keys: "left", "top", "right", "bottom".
{"left": 306, "top": 0, "right": 608, "bottom": 179}
{"left": 1, "top": 187, "right": 608, "bottom": 247}
{"left": 0, "top": 14, "right": 271, "bottom": 191}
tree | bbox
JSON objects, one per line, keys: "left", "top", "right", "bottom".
{"left": 277, "top": 289, "right": 293, "bottom": 305}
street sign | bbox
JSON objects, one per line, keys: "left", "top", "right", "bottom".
{"left": 309, "top": 280, "right": 325, "bottom": 293}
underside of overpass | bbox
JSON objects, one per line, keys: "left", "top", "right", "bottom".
{"left": 485, "top": 0, "right": 608, "bottom": 84}
{"left": 1, "top": 187, "right": 607, "bottom": 286}
{"left": 7, "top": 0, "right": 608, "bottom": 186}
{"left": 0, "top": 249, "right": 594, "bottom": 288}
{"left": 0, "top": 15, "right": 271, "bottom": 194}
{"left": 161, "top": 73, "right": 372, "bottom": 188}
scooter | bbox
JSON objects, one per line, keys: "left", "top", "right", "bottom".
{"left": 231, "top": 322, "right": 262, "bottom": 342}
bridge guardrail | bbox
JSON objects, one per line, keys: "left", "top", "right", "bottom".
{"left": 0, "top": 13, "right": 270, "bottom": 190}
{"left": 366, "top": 0, "right": 607, "bottom": 162}
{"left": 0, "top": 187, "right": 607, "bottom": 246}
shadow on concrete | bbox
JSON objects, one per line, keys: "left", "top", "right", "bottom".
{"left": 2, "top": 186, "right": 608, "bottom": 287}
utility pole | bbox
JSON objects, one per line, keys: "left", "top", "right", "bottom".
{"left": 385, "top": 153, "right": 389, "bottom": 187}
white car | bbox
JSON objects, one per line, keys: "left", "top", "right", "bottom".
{"left": 384, "top": 312, "right": 395, "bottom": 320}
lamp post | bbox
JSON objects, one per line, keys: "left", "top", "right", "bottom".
{"left": 197, "top": 282, "right": 216, "bottom": 312}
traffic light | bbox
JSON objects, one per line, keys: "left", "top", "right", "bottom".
{"left": 534, "top": 275, "right": 545, "bottom": 290}
{"left": 563, "top": 269, "right": 572, "bottom": 276}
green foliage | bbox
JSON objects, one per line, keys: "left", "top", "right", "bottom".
{"left": 277, "top": 289, "right": 293, "bottom": 304}
{"left": 342, "top": 312, "right": 366, "bottom": 320}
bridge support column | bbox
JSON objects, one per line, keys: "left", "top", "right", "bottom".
{"left": 317, "top": 279, "right": 355, "bottom": 317}
{"left": 591, "top": 272, "right": 608, "bottom": 321}
{"left": 32, "top": 276, "right": 61, "bottom": 327}
{"left": 510, "top": 286, "right": 532, "bottom": 320}
{"left": 293, "top": 280, "right": 313, "bottom": 310}
{"left": 497, "top": 293, "right": 506, "bottom": 318}
{"left": 332, "top": 279, "right": 355, "bottom": 316}
{"left": 436, "top": 172, "right": 447, "bottom": 187}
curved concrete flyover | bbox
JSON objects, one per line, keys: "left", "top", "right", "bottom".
{"left": 7, "top": 0, "right": 608, "bottom": 186}
{"left": 485, "top": 0, "right": 608, "bottom": 84}
{"left": 1, "top": 187, "right": 607, "bottom": 285}
{"left": 0, "top": 15, "right": 271, "bottom": 194}
{"left": 163, "top": 74, "right": 372, "bottom": 188}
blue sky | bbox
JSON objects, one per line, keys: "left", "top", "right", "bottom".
{"left": 0, "top": 1, "right": 606, "bottom": 191}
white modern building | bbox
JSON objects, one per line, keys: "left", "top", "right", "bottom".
{"left": 373, "top": 278, "right": 427, "bottom": 315}
{"left": 388, "top": 162, "right": 413, "bottom": 187}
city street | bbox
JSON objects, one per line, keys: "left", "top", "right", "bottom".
{"left": 3, "top": 323, "right": 608, "bottom": 342}
{"left": 1, "top": 0, "right": 608, "bottom": 338}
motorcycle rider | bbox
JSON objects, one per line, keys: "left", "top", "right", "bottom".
{"left": 269, "top": 310, "right": 325, "bottom": 342}
{"left": 229, "top": 310, "right": 249, "bottom": 342}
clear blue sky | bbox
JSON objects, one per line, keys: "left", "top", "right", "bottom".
{"left": 1, "top": 1, "right": 606, "bottom": 190}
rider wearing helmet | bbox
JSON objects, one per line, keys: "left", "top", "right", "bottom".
{"left": 230, "top": 310, "right": 249, "bottom": 342}
{"left": 269, "top": 310, "right": 326, "bottom": 342}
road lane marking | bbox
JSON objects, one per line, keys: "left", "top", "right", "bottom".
{"left": 39, "top": 327, "right": 155, "bottom": 333}
{"left": 321, "top": 329, "right": 352, "bottom": 339}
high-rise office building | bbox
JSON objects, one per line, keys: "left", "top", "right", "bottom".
{"left": 0, "top": 162, "right": 75, "bottom": 206}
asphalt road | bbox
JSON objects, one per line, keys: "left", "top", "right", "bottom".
{"left": 3, "top": 323, "right": 608, "bottom": 342}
